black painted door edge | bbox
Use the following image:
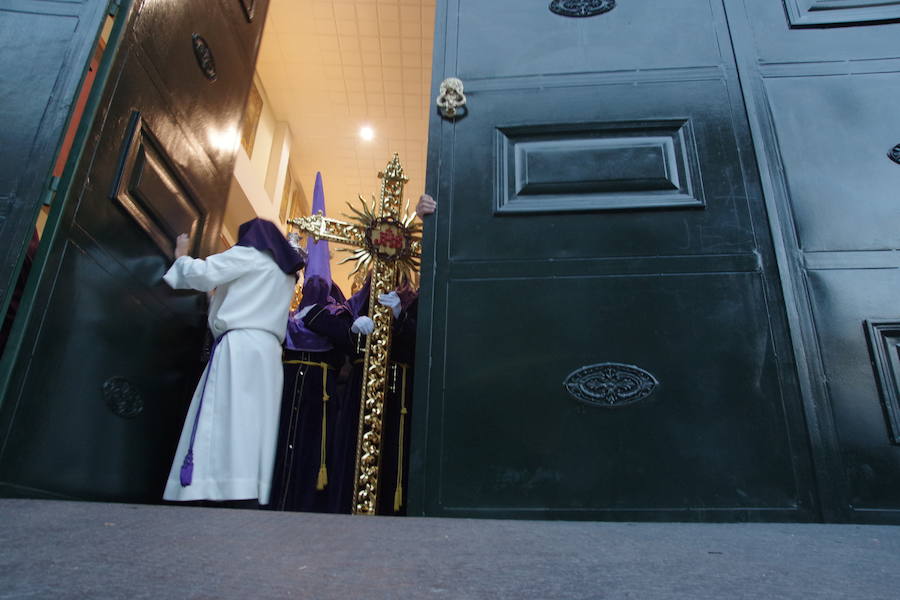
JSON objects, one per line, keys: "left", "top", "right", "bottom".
{"left": 0, "top": 2, "right": 130, "bottom": 416}
{"left": 721, "top": 0, "right": 850, "bottom": 523}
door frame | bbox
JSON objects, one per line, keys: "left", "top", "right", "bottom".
{"left": 0, "top": 0, "right": 131, "bottom": 413}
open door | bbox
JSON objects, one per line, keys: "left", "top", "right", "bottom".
{"left": 411, "top": 0, "right": 817, "bottom": 521}
{"left": 0, "top": 0, "right": 269, "bottom": 502}
{"left": 725, "top": 0, "right": 900, "bottom": 523}
{"left": 0, "top": 0, "right": 110, "bottom": 360}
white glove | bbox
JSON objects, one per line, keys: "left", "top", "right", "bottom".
{"left": 293, "top": 305, "right": 314, "bottom": 321}
{"left": 378, "top": 291, "right": 401, "bottom": 318}
{"left": 351, "top": 316, "right": 375, "bottom": 335}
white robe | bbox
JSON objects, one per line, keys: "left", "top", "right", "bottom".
{"left": 161, "top": 245, "right": 295, "bottom": 504}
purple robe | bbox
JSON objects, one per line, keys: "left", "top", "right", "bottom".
{"left": 329, "top": 284, "right": 419, "bottom": 515}
{"left": 269, "top": 302, "right": 354, "bottom": 513}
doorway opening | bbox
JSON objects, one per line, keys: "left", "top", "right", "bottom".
{"left": 224, "top": 0, "right": 436, "bottom": 297}
{"left": 0, "top": 0, "right": 436, "bottom": 515}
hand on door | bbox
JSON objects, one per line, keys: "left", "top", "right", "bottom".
{"left": 415, "top": 194, "right": 436, "bottom": 219}
{"left": 174, "top": 233, "right": 190, "bottom": 259}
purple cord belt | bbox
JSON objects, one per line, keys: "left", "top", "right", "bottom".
{"left": 179, "top": 330, "right": 229, "bottom": 487}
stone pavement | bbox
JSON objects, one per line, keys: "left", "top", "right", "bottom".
{"left": 1, "top": 499, "right": 898, "bottom": 599}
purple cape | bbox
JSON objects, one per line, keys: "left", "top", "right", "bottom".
{"left": 284, "top": 279, "right": 349, "bottom": 352}
{"left": 236, "top": 218, "right": 305, "bottom": 274}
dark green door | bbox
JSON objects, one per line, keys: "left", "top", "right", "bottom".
{"left": 726, "top": 0, "right": 900, "bottom": 523}
{"left": 0, "top": 0, "right": 268, "bottom": 502}
{"left": 410, "top": 0, "right": 817, "bottom": 521}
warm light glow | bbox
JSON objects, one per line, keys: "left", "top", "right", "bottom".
{"left": 359, "top": 125, "right": 375, "bottom": 141}
{"left": 208, "top": 125, "right": 240, "bottom": 153}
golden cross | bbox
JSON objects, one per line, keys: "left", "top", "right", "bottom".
{"left": 288, "top": 154, "right": 421, "bottom": 515}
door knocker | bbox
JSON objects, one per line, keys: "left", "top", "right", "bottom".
{"left": 436, "top": 77, "right": 467, "bottom": 119}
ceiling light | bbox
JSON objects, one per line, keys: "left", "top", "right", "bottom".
{"left": 359, "top": 125, "right": 375, "bottom": 141}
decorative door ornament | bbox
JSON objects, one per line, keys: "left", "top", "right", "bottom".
{"left": 289, "top": 155, "right": 422, "bottom": 515}
{"left": 888, "top": 143, "right": 900, "bottom": 165}
{"left": 191, "top": 34, "right": 217, "bottom": 81}
{"left": 563, "top": 363, "right": 659, "bottom": 407}
{"left": 103, "top": 376, "right": 145, "bottom": 419}
{"left": 549, "top": 0, "right": 617, "bottom": 18}
{"left": 436, "top": 77, "right": 467, "bottom": 119}
{"left": 239, "top": 0, "right": 256, "bottom": 22}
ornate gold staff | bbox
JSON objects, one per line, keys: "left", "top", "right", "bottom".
{"left": 288, "top": 154, "right": 421, "bottom": 515}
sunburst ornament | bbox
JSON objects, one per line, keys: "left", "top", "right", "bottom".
{"left": 336, "top": 194, "right": 422, "bottom": 286}
{"left": 287, "top": 154, "right": 423, "bottom": 514}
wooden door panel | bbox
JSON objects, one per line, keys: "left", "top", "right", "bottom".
{"left": 133, "top": 0, "right": 256, "bottom": 174}
{"left": 111, "top": 112, "right": 204, "bottom": 259}
{"left": 0, "top": 0, "right": 107, "bottom": 336}
{"left": 0, "top": 8, "right": 78, "bottom": 192}
{"left": 747, "top": 1, "right": 899, "bottom": 61}
{"left": 69, "top": 53, "right": 215, "bottom": 290}
{"left": 726, "top": 0, "right": 900, "bottom": 522}
{"left": 0, "top": 0, "right": 269, "bottom": 502}
{"left": 764, "top": 74, "right": 900, "bottom": 252}
{"left": 432, "top": 273, "right": 799, "bottom": 515}
{"left": 785, "top": 0, "right": 900, "bottom": 27}
{"left": 414, "top": 0, "right": 814, "bottom": 521}
{"left": 0, "top": 234, "right": 200, "bottom": 500}
{"left": 447, "top": 79, "right": 755, "bottom": 261}
{"left": 806, "top": 268, "right": 900, "bottom": 509}
{"left": 218, "top": 0, "right": 268, "bottom": 63}
{"left": 456, "top": 0, "right": 723, "bottom": 78}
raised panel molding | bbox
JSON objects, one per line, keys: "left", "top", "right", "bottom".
{"left": 494, "top": 120, "right": 704, "bottom": 214}
{"left": 785, "top": 0, "right": 900, "bottom": 26}
{"left": 110, "top": 112, "right": 204, "bottom": 258}
{"left": 865, "top": 320, "right": 900, "bottom": 444}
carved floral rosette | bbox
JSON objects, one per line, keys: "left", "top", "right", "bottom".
{"left": 563, "top": 363, "right": 659, "bottom": 407}
{"left": 549, "top": 0, "right": 616, "bottom": 18}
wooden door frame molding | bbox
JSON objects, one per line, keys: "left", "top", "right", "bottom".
{"left": 722, "top": 0, "right": 859, "bottom": 522}
{"left": 0, "top": 0, "right": 127, "bottom": 412}
{"left": 0, "top": 0, "right": 112, "bottom": 370}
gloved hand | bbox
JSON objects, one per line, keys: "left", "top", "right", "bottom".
{"left": 378, "top": 291, "right": 402, "bottom": 318}
{"left": 293, "top": 305, "right": 314, "bottom": 321}
{"left": 351, "top": 316, "right": 375, "bottom": 335}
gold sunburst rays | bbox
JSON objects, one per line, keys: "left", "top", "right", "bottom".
{"left": 333, "top": 193, "right": 422, "bottom": 285}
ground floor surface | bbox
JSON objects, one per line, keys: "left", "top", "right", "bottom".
{"left": 0, "top": 499, "right": 898, "bottom": 599}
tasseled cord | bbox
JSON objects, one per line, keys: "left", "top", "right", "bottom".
{"left": 394, "top": 363, "right": 409, "bottom": 512}
{"left": 283, "top": 359, "right": 333, "bottom": 491}
{"left": 181, "top": 332, "right": 228, "bottom": 487}
{"left": 316, "top": 365, "right": 330, "bottom": 491}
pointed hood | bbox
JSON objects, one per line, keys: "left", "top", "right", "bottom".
{"left": 298, "top": 172, "right": 332, "bottom": 310}
{"left": 285, "top": 173, "right": 342, "bottom": 353}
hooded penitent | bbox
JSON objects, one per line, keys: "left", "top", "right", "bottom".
{"left": 285, "top": 172, "right": 345, "bottom": 352}
{"left": 235, "top": 218, "right": 306, "bottom": 274}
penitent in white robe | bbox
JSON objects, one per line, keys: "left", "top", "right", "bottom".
{"left": 162, "top": 245, "right": 295, "bottom": 504}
